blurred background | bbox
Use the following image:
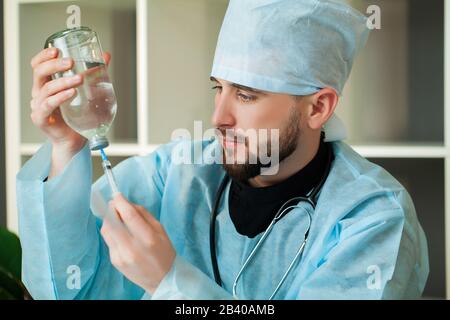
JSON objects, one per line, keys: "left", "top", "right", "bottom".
{"left": 0, "top": 0, "right": 448, "bottom": 299}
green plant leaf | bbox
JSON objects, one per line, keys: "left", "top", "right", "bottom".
{"left": 0, "top": 227, "right": 21, "bottom": 280}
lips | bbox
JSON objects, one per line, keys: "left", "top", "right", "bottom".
{"left": 222, "top": 137, "right": 245, "bottom": 148}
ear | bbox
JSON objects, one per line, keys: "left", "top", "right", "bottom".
{"left": 306, "top": 88, "right": 339, "bottom": 130}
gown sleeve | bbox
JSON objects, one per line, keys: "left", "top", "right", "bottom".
{"left": 294, "top": 192, "right": 429, "bottom": 300}
{"left": 145, "top": 255, "right": 233, "bottom": 300}
{"left": 16, "top": 141, "right": 169, "bottom": 299}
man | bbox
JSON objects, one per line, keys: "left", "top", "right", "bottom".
{"left": 18, "top": 0, "right": 428, "bottom": 299}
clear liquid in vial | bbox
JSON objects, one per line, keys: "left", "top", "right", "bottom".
{"left": 59, "top": 60, "right": 117, "bottom": 140}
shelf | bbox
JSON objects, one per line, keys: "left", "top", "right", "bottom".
{"left": 352, "top": 144, "right": 449, "bottom": 158}
{"left": 20, "top": 143, "right": 449, "bottom": 159}
{"left": 20, "top": 143, "right": 158, "bottom": 157}
{"left": 21, "top": 154, "right": 136, "bottom": 183}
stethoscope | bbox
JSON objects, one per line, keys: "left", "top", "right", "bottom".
{"left": 209, "top": 142, "right": 333, "bottom": 300}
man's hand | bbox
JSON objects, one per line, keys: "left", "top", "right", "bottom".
{"left": 100, "top": 194, "right": 176, "bottom": 294}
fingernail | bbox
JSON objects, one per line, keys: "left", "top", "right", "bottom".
{"left": 62, "top": 58, "right": 72, "bottom": 66}
{"left": 73, "top": 75, "right": 82, "bottom": 82}
{"left": 48, "top": 48, "right": 57, "bottom": 56}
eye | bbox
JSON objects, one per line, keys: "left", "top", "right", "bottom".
{"left": 237, "top": 92, "right": 255, "bottom": 103}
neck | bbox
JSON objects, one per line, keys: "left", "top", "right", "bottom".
{"left": 248, "top": 132, "right": 321, "bottom": 188}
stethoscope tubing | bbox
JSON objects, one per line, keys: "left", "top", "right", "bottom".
{"left": 210, "top": 141, "right": 333, "bottom": 299}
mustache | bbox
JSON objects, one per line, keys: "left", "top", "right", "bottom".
{"left": 215, "top": 128, "right": 247, "bottom": 144}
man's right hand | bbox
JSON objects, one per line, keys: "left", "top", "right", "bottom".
{"left": 30, "top": 47, "right": 111, "bottom": 178}
{"left": 30, "top": 47, "right": 86, "bottom": 152}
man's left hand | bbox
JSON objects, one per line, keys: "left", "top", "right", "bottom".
{"left": 100, "top": 194, "right": 176, "bottom": 295}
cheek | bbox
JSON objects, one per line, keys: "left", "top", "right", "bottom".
{"left": 235, "top": 100, "right": 292, "bottom": 131}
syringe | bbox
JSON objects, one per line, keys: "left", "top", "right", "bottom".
{"left": 100, "top": 148, "right": 120, "bottom": 196}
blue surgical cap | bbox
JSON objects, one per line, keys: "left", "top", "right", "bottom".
{"left": 211, "top": 0, "right": 370, "bottom": 141}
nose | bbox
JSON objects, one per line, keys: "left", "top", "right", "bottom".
{"left": 211, "top": 90, "right": 236, "bottom": 129}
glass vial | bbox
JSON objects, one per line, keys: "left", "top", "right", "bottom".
{"left": 45, "top": 26, "right": 117, "bottom": 150}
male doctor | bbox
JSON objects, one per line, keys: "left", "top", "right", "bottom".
{"left": 18, "top": 0, "right": 428, "bottom": 299}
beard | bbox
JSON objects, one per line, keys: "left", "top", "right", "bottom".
{"left": 219, "top": 108, "right": 301, "bottom": 182}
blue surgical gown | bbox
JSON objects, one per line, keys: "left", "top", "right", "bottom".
{"left": 16, "top": 139, "right": 429, "bottom": 299}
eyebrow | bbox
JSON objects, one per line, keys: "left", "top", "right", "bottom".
{"left": 210, "top": 76, "right": 266, "bottom": 95}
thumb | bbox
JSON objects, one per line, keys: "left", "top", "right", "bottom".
{"left": 103, "top": 51, "right": 112, "bottom": 66}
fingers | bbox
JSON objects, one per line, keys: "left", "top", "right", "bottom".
{"left": 32, "top": 57, "right": 74, "bottom": 98}
{"left": 30, "top": 74, "right": 83, "bottom": 128}
{"left": 110, "top": 194, "right": 155, "bottom": 240}
{"left": 134, "top": 205, "right": 163, "bottom": 233}
{"left": 101, "top": 210, "right": 132, "bottom": 248}
{"left": 100, "top": 216, "right": 133, "bottom": 267}
{"left": 100, "top": 218, "right": 118, "bottom": 248}
{"left": 36, "top": 75, "right": 83, "bottom": 104}
{"left": 109, "top": 194, "right": 167, "bottom": 248}
{"left": 30, "top": 48, "right": 58, "bottom": 69}
{"left": 30, "top": 89, "right": 76, "bottom": 127}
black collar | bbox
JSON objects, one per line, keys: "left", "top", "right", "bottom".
{"left": 228, "top": 138, "right": 333, "bottom": 238}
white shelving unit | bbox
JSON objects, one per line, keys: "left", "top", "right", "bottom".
{"left": 4, "top": 0, "right": 449, "bottom": 299}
